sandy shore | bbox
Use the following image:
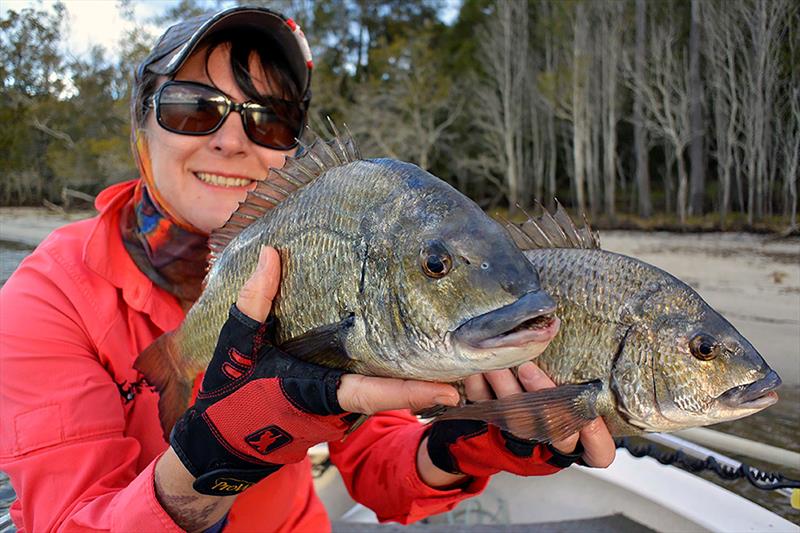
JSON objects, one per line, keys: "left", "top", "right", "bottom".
{"left": 0, "top": 207, "right": 96, "bottom": 247}
{"left": 1, "top": 207, "right": 798, "bottom": 384}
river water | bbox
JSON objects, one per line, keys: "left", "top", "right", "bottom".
{"left": 0, "top": 230, "right": 798, "bottom": 527}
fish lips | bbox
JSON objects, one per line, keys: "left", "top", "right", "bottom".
{"left": 453, "top": 290, "right": 559, "bottom": 350}
{"left": 717, "top": 369, "right": 782, "bottom": 409}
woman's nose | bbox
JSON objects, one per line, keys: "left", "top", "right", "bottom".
{"left": 209, "top": 111, "right": 249, "bottom": 155}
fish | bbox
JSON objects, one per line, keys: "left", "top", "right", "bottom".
{"left": 135, "top": 126, "right": 561, "bottom": 438}
{"left": 434, "top": 204, "right": 782, "bottom": 441}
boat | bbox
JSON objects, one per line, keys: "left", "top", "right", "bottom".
{"left": 311, "top": 430, "right": 799, "bottom": 532}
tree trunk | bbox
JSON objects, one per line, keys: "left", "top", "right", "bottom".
{"left": 785, "top": 88, "right": 799, "bottom": 228}
{"left": 676, "top": 143, "right": 689, "bottom": 224}
{"left": 634, "top": 0, "right": 652, "bottom": 217}
{"left": 688, "top": 0, "right": 705, "bottom": 216}
{"left": 602, "top": 2, "right": 622, "bottom": 220}
{"left": 545, "top": 4, "right": 558, "bottom": 208}
{"left": 571, "top": 2, "right": 588, "bottom": 214}
{"left": 546, "top": 112, "right": 557, "bottom": 206}
{"left": 664, "top": 144, "right": 675, "bottom": 214}
{"left": 587, "top": 80, "right": 601, "bottom": 217}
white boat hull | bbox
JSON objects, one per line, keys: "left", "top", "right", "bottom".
{"left": 315, "top": 449, "right": 798, "bottom": 532}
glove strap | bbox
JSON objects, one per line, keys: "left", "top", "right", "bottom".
{"left": 426, "top": 420, "right": 487, "bottom": 475}
{"left": 171, "top": 409, "right": 282, "bottom": 495}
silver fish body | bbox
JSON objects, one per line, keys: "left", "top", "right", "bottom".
{"left": 528, "top": 247, "right": 779, "bottom": 435}
{"left": 439, "top": 212, "right": 781, "bottom": 440}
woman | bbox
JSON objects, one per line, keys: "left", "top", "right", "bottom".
{"left": 0, "top": 6, "right": 615, "bottom": 532}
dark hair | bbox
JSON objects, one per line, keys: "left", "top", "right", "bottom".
{"left": 131, "top": 27, "right": 303, "bottom": 133}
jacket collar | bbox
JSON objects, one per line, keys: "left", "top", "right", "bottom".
{"left": 83, "top": 180, "right": 184, "bottom": 332}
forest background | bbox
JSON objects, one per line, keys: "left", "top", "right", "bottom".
{"left": 1, "top": 0, "right": 798, "bottom": 231}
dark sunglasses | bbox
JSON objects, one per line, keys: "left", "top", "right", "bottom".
{"left": 146, "top": 81, "right": 307, "bottom": 150}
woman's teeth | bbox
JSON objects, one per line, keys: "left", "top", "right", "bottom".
{"left": 195, "top": 172, "right": 252, "bottom": 187}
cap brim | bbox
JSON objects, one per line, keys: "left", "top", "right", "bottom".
{"left": 147, "top": 7, "right": 309, "bottom": 98}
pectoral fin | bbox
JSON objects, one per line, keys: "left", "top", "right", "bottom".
{"left": 279, "top": 314, "right": 356, "bottom": 370}
{"left": 432, "top": 381, "right": 603, "bottom": 443}
{"left": 134, "top": 331, "right": 199, "bottom": 441}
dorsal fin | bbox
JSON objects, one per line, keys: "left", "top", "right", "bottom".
{"left": 208, "top": 121, "right": 361, "bottom": 263}
{"left": 504, "top": 199, "right": 601, "bottom": 250}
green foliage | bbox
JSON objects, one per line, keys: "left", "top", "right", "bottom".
{"left": 0, "top": 2, "right": 66, "bottom": 96}
{"left": 0, "top": 0, "right": 795, "bottom": 230}
{"left": 438, "top": 0, "right": 492, "bottom": 75}
{"left": 0, "top": 2, "right": 136, "bottom": 205}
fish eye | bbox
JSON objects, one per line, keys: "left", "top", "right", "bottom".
{"left": 689, "top": 333, "right": 720, "bottom": 361}
{"left": 420, "top": 241, "right": 453, "bottom": 279}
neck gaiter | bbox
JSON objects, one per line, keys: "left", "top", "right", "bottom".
{"left": 120, "top": 132, "right": 209, "bottom": 304}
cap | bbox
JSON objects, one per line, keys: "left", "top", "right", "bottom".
{"left": 136, "top": 5, "right": 313, "bottom": 100}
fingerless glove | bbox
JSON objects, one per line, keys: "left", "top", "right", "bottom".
{"left": 171, "top": 305, "right": 357, "bottom": 495}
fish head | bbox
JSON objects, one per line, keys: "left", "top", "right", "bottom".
{"left": 614, "top": 282, "right": 780, "bottom": 432}
{"left": 381, "top": 173, "right": 559, "bottom": 379}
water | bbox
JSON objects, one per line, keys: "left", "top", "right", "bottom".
{"left": 0, "top": 241, "right": 33, "bottom": 285}
{"left": 0, "top": 472, "right": 13, "bottom": 532}
{"left": 0, "top": 235, "right": 798, "bottom": 527}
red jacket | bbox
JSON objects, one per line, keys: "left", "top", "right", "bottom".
{"left": 0, "top": 181, "right": 489, "bottom": 532}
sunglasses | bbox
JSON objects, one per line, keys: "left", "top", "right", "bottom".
{"left": 146, "top": 81, "right": 307, "bottom": 150}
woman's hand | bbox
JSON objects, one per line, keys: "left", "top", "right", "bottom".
{"left": 419, "top": 362, "right": 616, "bottom": 488}
{"left": 463, "top": 363, "right": 616, "bottom": 465}
{"left": 510, "top": 363, "right": 615, "bottom": 466}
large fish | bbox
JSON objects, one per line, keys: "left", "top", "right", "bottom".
{"left": 435, "top": 206, "right": 781, "bottom": 440}
{"left": 136, "top": 129, "right": 560, "bottom": 436}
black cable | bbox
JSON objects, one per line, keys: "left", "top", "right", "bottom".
{"left": 616, "top": 437, "right": 800, "bottom": 491}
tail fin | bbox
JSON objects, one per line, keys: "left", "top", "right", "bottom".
{"left": 432, "top": 381, "right": 603, "bottom": 443}
{"left": 134, "top": 332, "right": 196, "bottom": 441}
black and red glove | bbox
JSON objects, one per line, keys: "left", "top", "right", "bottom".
{"left": 171, "top": 304, "right": 357, "bottom": 496}
{"left": 426, "top": 419, "right": 583, "bottom": 478}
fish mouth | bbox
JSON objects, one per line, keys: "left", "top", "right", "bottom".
{"left": 717, "top": 370, "right": 781, "bottom": 410}
{"left": 453, "top": 290, "right": 559, "bottom": 350}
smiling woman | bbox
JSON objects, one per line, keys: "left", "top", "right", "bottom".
{"left": 141, "top": 40, "right": 300, "bottom": 234}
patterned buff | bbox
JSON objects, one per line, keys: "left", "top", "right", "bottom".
{"left": 121, "top": 133, "right": 209, "bottom": 305}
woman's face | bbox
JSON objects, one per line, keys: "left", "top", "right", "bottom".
{"left": 145, "top": 44, "right": 296, "bottom": 234}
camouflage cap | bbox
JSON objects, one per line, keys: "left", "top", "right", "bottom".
{"left": 136, "top": 5, "right": 312, "bottom": 100}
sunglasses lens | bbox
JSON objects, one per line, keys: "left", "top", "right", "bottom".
{"left": 158, "top": 84, "right": 227, "bottom": 133}
{"left": 154, "top": 82, "right": 305, "bottom": 149}
{"left": 244, "top": 101, "right": 304, "bottom": 149}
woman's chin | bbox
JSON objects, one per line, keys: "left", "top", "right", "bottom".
{"left": 182, "top": 205, "right": 240, "bottom": 235}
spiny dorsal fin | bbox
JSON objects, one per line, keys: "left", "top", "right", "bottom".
{"left": 208, "top": 121, "right": 360, "bottom": 263}
{"left": 504, "top": 199, "right": 600, "bottom": 250}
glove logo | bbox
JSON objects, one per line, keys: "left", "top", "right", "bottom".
{"left": 211, "top": 477, "right": 254, "bottom": 493}
{"left": 245, "top": 425, "right": 292, "bottom": 455}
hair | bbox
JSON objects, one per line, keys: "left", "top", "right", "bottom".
{"left": 131, "top": 27, "right": 304, "bottom": 134}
